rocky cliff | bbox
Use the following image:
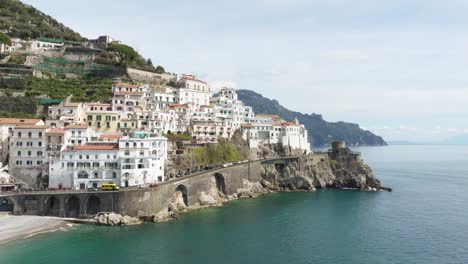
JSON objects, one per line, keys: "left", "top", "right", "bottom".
{"left": 153, "top": 149, "right": 387, "bottom": 222}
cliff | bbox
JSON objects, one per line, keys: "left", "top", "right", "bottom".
{"left": 236, "top": 89, "right": 387, "bottom": 147}
{"left": 153, "top": 149, "right": 388, "bottom": 222}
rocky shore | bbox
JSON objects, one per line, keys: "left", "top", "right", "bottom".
{"left": 64, "top": 146, "right": 390, "bottom": 226}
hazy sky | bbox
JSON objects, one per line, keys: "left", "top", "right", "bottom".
{"left": 23, "top": 0, "right": 468, "bottom": 142}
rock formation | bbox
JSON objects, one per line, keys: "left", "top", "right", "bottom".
{"left": 94, "top": 213, "right": 142, "bottom": 226}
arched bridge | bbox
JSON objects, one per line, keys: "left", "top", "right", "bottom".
{"left": 0, "top": 156, "right": 303, "bottom": 218}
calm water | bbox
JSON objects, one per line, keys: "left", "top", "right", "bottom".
{"left": 1, "top": 145, "right": 468, "bottom": 264}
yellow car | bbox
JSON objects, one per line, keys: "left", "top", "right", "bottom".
{"left": 101, "top": 183, "right": 120, "bottom": 191}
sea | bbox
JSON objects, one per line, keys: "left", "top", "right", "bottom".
{"left": 0, "top": 145, "right": 467, "bottom": 264}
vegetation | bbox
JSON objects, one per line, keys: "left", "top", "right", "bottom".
{"left": 0, "top": 0, "right": 83, "bottom": 41}
{"left": 0, "top": 32, "right": 12, "bottom": 45}
{"left": 0, "top": 96, "right": 39, "bottom": 115}
{"left": 186, "top": 138, "right": 247, "bottom": 167}
{"left": 0, "top": 111, "right": 35, "bottom": 118}
{"left": 166, "top": 132, "right": 192, "bottom": 141}
{"left": 106, "top": 43, "right": 164, "bottom": 73}
{"left": 25, "top": 76, "right": 113, "bottom": 102}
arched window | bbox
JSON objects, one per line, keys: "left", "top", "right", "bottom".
{"left": 78, "top": 171, "right": 89, "bottom": 179}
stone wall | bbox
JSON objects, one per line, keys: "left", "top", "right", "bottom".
{"left": 2, "top": 153, "right": 385, "bottom": 219}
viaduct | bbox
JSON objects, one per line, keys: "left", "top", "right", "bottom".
{"left": 0, "top": 157, "right": 305, "bottom": 218}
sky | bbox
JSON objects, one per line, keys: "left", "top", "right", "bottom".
{"left": 22, "top": 0, "right": 468, "bottom": 142}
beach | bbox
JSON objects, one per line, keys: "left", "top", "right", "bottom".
{"left": 0, "top": 213, "right": 68, "bottom": 245}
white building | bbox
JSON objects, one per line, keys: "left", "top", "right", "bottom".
{"left": 48, "top": 132, "right": 167, "bottom": 190}
{"left": 174, "top": 75, "right": 211, "bottom": 110}
{"left": 242, "top": 116, "right": 310, "bottom": 153}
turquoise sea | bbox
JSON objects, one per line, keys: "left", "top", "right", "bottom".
{"left": 1, "top": 145, "right": 467, "bottom": 264}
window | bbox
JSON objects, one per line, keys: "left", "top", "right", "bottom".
{"left": 106, "top": 122, "right": 110, "bottom": 128}
{"left": 38, "top": 132, "right": 42, "bottom": 137}
{"left": 17, "top": 132, "right": 22, "bottom": 138}
{"left": 28, "top": 132, "right": 32, "bottom": 138}
{"left": 94, "top": 172, "right": 98, "bottom": 178}
{"left": 16, "top": 160, "right": 22, "bottom": 165}
{"left": 125, "top": 142, "right": 129, "bottom": 147}
{"left": 86, "top": 155, "right": 90, "bottom": 160}
{"left": 27, "top": 151, "right": 32, "bottom": 157}
{"left": 26, "top": 160, "right": 33, "bottom": 165}
{"left": 16, "top": 142, "right": 22, "bottom": 147}
{"left": 125, "top": 150, "right": 130, "bottom": 156}
{"left": 97, "top": 122, "right": 101, "bottom": 128}
{"left": 37, "top": 161, "right": 42, "bottom": 165}
{"left": 37, "top": 151, "right": 43, "bottom": 156}
{"left": 140, "top": 151, "right": 144, "bottom": 156}
{"left": 77, "top": 171, "right": 89, "bottom": 179}
{"left": 87, "top": 115, "right": 93, "bottom": 121}
{"left": 112, "top": 172, "right": 117, "bottom": 179}
{"left": 38, "top": 142, "right": 42, "bottom": 147}
{"left": 96, "top": 115, "right": 102, "bottom": 121}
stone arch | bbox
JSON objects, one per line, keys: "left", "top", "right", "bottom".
{"left": 43, "top": 196, "right": 60, "bottom": 217}
{"left": 213, "top": 173, "right": 227, "bottom": 195}
{"left": 64, "top": 196, "right": 80, "bottom": 218}
{"left": 0, "top": 197, "right": 15, "bottom": 213}
{"left": 174, "top": 184, "right": 188, "bottom": 207}
{"left": 85, "top": 196, "right": 101, "bottom": 216}
{"left": 23, "top": 196, "right": 39, "bottom": 215}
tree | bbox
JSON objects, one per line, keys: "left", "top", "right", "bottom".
{"left": 155, "top": 65, "right": 165, "bottom": 74}
{"left": 146, "top": 58, "right": 153, "bottom": 67}
{"left": 106, "top": 44, "right": 139, "bottom": 63}
{"left": 0, "top": 32, "right": 12, "bottom": 46}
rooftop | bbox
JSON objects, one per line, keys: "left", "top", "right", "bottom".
{"left": 0, "top": 118, "right": 42, "bottom": 125}
{"left": 15, "top": 125, "right": 49, "bottom": 130}
{"left": 46, "top": 129, "right": 66, "bottom": 134}
{"left": 73, "top": 144, "right": 119, "bottom": 151}
{"left": 65, "top": 124, "right": 88, "bottom": 129}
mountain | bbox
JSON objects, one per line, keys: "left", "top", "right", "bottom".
{"left": 0, "top": 0, "right": 83, "bottom": 41}
{"left": 237, "top": 90, "right": 387, "bottom": 147}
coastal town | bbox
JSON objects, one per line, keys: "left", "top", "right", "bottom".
{"left": 0, "top": 33, "right": 311, "bottom": 192}
{"left": 0, "top": 10, "right": 385, "bottom": 229}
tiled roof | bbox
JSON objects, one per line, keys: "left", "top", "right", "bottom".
{"left": 65, "top": 124, "right": 88, "bottom": 129}
{"left": 114, "top": 91, "right": 144, "bottom": 95}
{"left": 74, "top": 144, "right": 118, "bottom": 151}
{"left": 15, "top": 125, "right": 49, "bottom": 129}
{"left": 0, "top": 118, "right": 42, "bottom": 125}
{"left": 169, "top": 103, "right": 190, "bottom": 108}
{"left": 63, "top": 102, "right": 81, "bottom": 107}
{"left": 181, "top": 74, "right": 206, "bottom": 84}
{"left": 47, "top": 129, "right": 66, "bottom": 134}
{"left": 114, "top": 83, "right": 139, "bottom": 88}
{"left": 99, "top": 134, "right": 122, "bottom": 140}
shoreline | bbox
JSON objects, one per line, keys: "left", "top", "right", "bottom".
{"left": 0, "top": 214, "right": 71, "bottom": 245}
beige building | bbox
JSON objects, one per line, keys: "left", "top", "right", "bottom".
{"left": 0, "top": 118, "right": 44, "bottom": 166}
{"left": 9, "top": 125, "right": 49, "bottom": 186}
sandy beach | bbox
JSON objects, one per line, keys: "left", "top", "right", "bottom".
{"left": 0, "top": 214, "right": 68, "bottom": 245}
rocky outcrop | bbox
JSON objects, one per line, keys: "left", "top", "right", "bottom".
{"left": 259, "top": 153, "right": 384, "bottom": 192}
{"left": 150, "top": 151, "right": 388, "bottom": 224}
{"left": 94, "top": 213, "right": 142, "bottom": 226}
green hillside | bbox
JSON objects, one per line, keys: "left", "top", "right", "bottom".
{"left": 0, "top": 0, "right": 83, "bottom": 41}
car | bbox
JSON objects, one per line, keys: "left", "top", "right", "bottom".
{"left": 204, "top": 165, "right": 214, "bottom": 170}
{"left": 101, "top": 183, "right": 120, "bottom": 191}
